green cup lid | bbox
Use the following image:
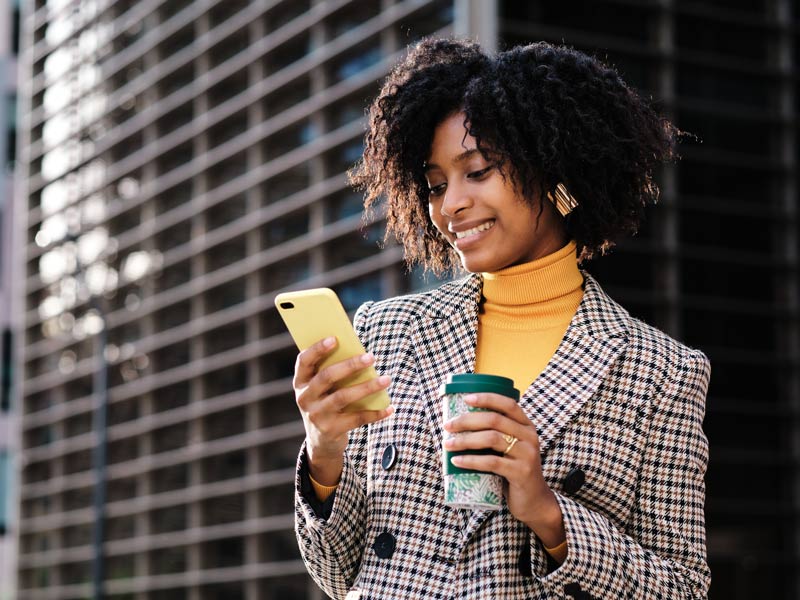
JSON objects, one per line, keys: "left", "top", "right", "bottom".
{"left": 440, "top": 373, "right": 520, "bottom": 400}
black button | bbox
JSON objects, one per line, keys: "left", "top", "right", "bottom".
{"left": 564, "top": 582, "right": 582, "bottom": 598}
{"left": 372, "top": 532, "right": 396, "bottom": 559}
{"left": 562, "top": 468, "right": 585, "bottom": 495}
{"left": 518, "top": 536, "right": 532, "bottom": 576}
{"left": 381, "top": 444, "right": 398, "bottom": 471}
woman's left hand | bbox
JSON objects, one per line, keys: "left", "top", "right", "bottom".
{"left": 443, "top": 393, "right": 566, "bottom": 547}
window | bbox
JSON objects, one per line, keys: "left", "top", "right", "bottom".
{"left": 502, "top": 0, "right": 653, "bottom": 43}
{"left": 676, "top": 63, "right": 773, "bottom": 110}
{"left": 1, "top": 329, "right": 11, "bottom": 412}
{"left": 259, "top": 528, "right": 301, "bottom": 561}
{"left": 202, "top": 492, "right": 244, "bottom": 525}
{"left": 202, "top": 450, "right": 246, "bottom": 483}
{"left": 325, "top": 190, "right": 363, "bottom": 223}
{"left": 150, "top": 547, "right": 187, "bottom": 575}
{"left": 265, "top": 33, "right": 310, "bottom": 74}
{"left": 334, "top": 273, "right": 383, "bottom": 312}
{"left": 0, "top": 450, "right": 9, "bottom": 534}
{"left": 264, "top": 76, "right": 310, "bottom": 118}
{"left": 330, "top": 41, "right": 382, "bottom": 83}
{"left": 153, "top": 423, "right": 188, "bottom": 454}
{"left": 150, "top": 504, "right": 187, "bottom": 534}
{"left": 261, "top": 255, "right": 310, "bottom": 290}
{"left": 6, "top": 93, "right": 16, "bottom": 168}
{"left": 676, "top": 13, "right": 769, "bottom": 63}
{"left": 325, "top": 226, "right": 383, "bottom": 270}
{"left": 262, "top": 209, "right": 309, "bottom": 248}
{"left": 203, "top": 405, "right": 245, "bottom": 440}
{"left": 11, "top": 0, "right": 20, "bottom": 55}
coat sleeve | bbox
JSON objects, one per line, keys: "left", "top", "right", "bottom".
{"left": 293, "top": 301, "right": 375, "bottom": 599}
{"left": 534, "top": 348, "right": 711, "bottom": 599}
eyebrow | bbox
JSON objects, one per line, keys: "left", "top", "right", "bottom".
{"left": 423, "top": 148, "right": 481, "bottom": 173}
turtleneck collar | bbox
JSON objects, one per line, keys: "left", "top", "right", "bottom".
{"left": 479, "top": 240, "right": 584, "bottom": 329}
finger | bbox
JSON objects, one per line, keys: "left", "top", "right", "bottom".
{"left": 444, "top": 409, "right": 527, "bottom": 439}
{"left": 449, "top": 453, "right": 514, "bottom": 478}
{"left": 462, "top": 393, "right": 531, "bottom": 425}
{"left": 322, "top": 373, "right": 391, "bottom": 412}
{"left": 444, "top": 429, "right": 516, "bottom": 454}
{"left": 342, "top": 404, "right": 396, "bottom": 430}
{"left": 295, "top": 337, "right": 337, "bottom": 387}
{"left": 309, "top": 352, "right": 378, "bottom": 397}
{"left": 309, "top": 401, "right": 395, "bottom": 440}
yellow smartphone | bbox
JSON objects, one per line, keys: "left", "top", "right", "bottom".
{"left": 274, "top": 288, "right": 390, "bottom": 412}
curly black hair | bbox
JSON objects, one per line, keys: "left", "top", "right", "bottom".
{"left": 349, "top": 37, "right": 679, "bottom": 274}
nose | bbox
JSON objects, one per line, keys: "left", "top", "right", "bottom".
{"left": 439, "top": 182, "right": 472, "bottom": 217}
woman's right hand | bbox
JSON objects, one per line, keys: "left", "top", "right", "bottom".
{"left": 294, "top": 336, "right": 393, "bottom": 485}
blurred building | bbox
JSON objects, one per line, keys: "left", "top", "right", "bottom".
{"left": 11, "top": 1, "right": 799, "bottom": 600}
{"left": 0, "top": 0, "right": 21, "bottom": 599}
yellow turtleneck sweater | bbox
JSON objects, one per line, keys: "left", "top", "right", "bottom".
{"left": 475, "top": 240, "right": 584, "bottom": 394}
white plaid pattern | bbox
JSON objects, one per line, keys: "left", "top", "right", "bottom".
{"left": 295, "top": 274, "right": 710, "bottom": 599}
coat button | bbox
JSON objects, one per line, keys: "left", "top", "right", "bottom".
{"left": 562, "top": 468, "right": 585, "bottom": 495}
{"left": 372, "top": 532, "right": 396, "bottom": 559}
{"left": 381, "top": 444, "right": 398, "bottom": 471}
{"left": 564, "top": 582, "right": 584, "bottom": 598}
{"left": 518, "top": 537, "right": 532, "bottom": 576}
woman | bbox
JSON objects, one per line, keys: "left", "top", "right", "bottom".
{"left": 292, "top": 38, "right": 710, "bottom": 599}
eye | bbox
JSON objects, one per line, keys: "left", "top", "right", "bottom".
{"left": 428, "top": 182, "right": 446, "bottom": 197}
{"left": 467, "top": 166, "right": 492, "bottom": 180}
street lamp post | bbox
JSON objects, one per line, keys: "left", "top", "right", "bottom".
{"left": 36, "top": 219, "right": 161, "bottom": 598}
{"left": 89, "top": 296, "right": 108, "bottom": 600}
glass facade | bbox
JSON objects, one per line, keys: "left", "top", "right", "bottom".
{"left": 16, "top": 1, "right": 453, "bottom": 598}
{"left": 499, "top": 1, "right": 800, "bottom": 598}
{"left": 14, "top": 1, "right": 800, "bottom": 599}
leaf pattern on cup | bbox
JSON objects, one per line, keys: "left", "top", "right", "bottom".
{"left": 442, "top": 392, "right": 504, "bottom": 510}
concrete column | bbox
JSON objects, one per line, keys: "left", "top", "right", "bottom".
{"left": 654, "top": 0, "right": 680, "bottom": 338}
{"left": 773, "top": 0, "right": 800, "bottom": 596}
{"left": 454, "top": 0, "right": 498, "bottom": 52}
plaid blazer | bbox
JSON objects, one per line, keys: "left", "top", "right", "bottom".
{"left": 295, "top": 273, "right": 711, "bottom": 599}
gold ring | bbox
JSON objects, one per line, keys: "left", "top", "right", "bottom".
{"left": 502, "top": 433, "right": 515, "bottom": 444}
{"left": 503, "top": 436, "right": 519, "bottom": 456}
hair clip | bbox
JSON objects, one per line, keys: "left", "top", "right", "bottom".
{"left": 547, "top": 183, "right": 579, "bottom": 217}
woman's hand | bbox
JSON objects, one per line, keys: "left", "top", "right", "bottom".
{"left": 443, "top": 393, "right": 565, "bottom": 547}
{"left": 294, "top": 336, "right": 393, "bottom": 485}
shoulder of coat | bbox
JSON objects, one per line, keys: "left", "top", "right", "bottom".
{"left": 366, "top": 273, "right": 482, "bottom": 320}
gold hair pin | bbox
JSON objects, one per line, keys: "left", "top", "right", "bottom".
{"left": 547, "top": 182, "right": 579, "bottom": 217}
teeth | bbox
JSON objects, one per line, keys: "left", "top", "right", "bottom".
{"left": 455, "top": 220, "right": 494, "bottom": 239}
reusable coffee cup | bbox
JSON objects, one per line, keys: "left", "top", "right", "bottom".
{"left": 441, "top": 373, "right": 520, "bottom": 510}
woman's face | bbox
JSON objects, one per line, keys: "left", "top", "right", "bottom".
{"left": 425, "top": 112, "right": 568, "bottom": 273}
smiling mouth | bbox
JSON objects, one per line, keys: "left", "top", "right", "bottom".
{"left": 455, "top": 220, "right": 495, "bottom": 239}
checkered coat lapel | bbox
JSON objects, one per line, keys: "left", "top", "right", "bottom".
{"left": 409, "top": 274, "right": 481, "bottom": 450}
{"left": 412, "top": 273, "right": 628, "bottom": 540}
{"left": 520, "top": 273, "right": 629, "bottom": 455}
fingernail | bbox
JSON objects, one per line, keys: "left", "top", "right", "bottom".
{"left": 385, "top": 405, "right": 395, "bottom": 416}
{"left": 464, "top": 394, "right": 478, "bottom": 403}
{"left": 450, "top": 456, "right": 463, "bottom": 466}
{"left": 324, "top": 337, "right": 336, "bottom": 347}
{"left": 443, "top": 439, "right": 454, "bottom": 449}
{"left": 378, "top": 375, "right": 390, "bottom": 385}
{"left": 361, "top": 353, "right": 374, "bottom": 364}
